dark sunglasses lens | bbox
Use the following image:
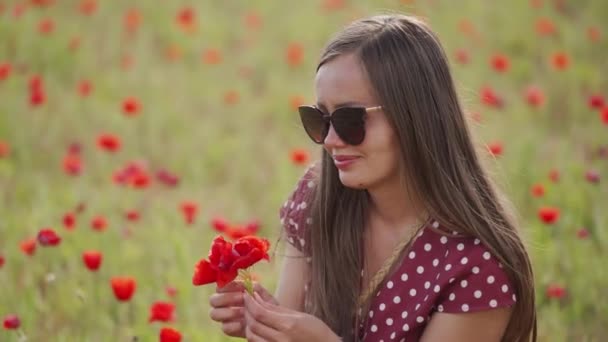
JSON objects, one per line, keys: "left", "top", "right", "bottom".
{"left": 299, "top": 106, "right": 327, "bottom": 144}
{"left": 332, "top": 107, "right": 366, "bottom": 145}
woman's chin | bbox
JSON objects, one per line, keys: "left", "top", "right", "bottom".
{"left": 338, "top": 172, "right": 367, "bottom": 190}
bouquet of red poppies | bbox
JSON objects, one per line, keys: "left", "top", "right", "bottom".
{"left": 192, "top": 235, "right": 270, "bottom": 294}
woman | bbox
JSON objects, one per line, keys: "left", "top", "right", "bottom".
{"left": 209, "top": 14, "right": 536, "bottom": 342}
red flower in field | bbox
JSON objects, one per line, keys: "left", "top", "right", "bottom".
{"left": 585, "top": 170, "right": 600, "bottom": 184}
{"left": 546, "top": 284, "right": 566, "bottom": 299}
{"left": 193, "top": 235, "right": 270, "bottom": 288}
{"left": 548, "top": 169, "right": 560, "bottom": 183}
{"left": 487, "top": 142, "right": 503, "bottom": 157}
{"left": 122, "top": 97, "right": 141, "bottom": 116}
{"left": 125, "top": 210, "right": 140, "bottom": 222}
{"left": 91, "top": 215, "right": 107, "bottom": 231}
{"left": 68, "top": 36, "right": 81, "bottom": 52}
{"left": 78, "top": 80, "right": 92, "bottom": 97}
{"left": 131, "top": 169, "right": 151, "bottom": 189}
{"left": 2, "top": 314, "right": 20, "bottom": 330}
{"left": 601, "top": 106, "right": 608, "bottom": 125}
{"left": 211, "top": 216, "right": 229, "bottom": 232}
{"left": 63, "top": 153, "right": 82, "bottom": 176}
{"left": 538, "top": 206, "right": 560, "bottom": 224}
{"left": 124, "top": 8, "right": 141, "bottom": 34}
{"left": 588, "top": 94, "right": 604, "bottom": 109}
{"left": 97, "top": 133, "right": 121, "bottom": 153}
{"left": 29, "top": 76, "right": 46, "bottom": 106}
{"left": 322, "top": 0, "right": 346, "bottom": 11}
{"left": 149, "top": 301, "right": 175, "bottom": 323}
{"left": 121, "top": 54, "right": 134, "bottom": 70}
{"left": 160, "top": 327, "right": 182, "bottom": 342}
{"left": 63, "top": 213, "right": 76, "bottom": 230}
{"left": 111, "top": 276, "right": 137, "bottom": 302}
{"left": 82, "top": 250, "right": 102, "bottom": 271}
{"left": 226, "top": 221, "right": 260, "bottom": 240}
{"left": 202, "top": 48, "right": 222, "bottom": 65}
{"left": 20, "top": 238, "right": 36, "bottom": 256}
{"left": 223, "top": 90, "right": 239, "bottom": 105}
{"left": 166, "top": 286, "right": 177, "bottom": 298}
{"left": 0, "top": 62, "right": 11, "bottom": 81}
{"left": 29, "top": 75, "right": 43, "bottom": 92}
{"left": 31, "top": 0, "right": 55, "bottom": 6}
{"left": 535, "top": 17, "right": 556, "bottom": 36}
{"left": 531, "top": 183, "right": 545, "bottom": 197}
{"left": 12, "top": 3, "right": 27, "bottom": 18}
{"left": 0, "top": 254, "right": 5, "bottom": 268}
{"left": 37, "top": 228, "right": 61, "bottom": 246}
{"left": 177, "top": 7, "right": 196, "bottom": 32}
{"left": 290, "top": 148, "right": 310, "bottom": 165}
{"left": 0, "top": 140, "right": 9, "bottom": 158}
{"left": 524, "top": 85, "right": 545, "bottom": 108}
{"left": 480, "top": 86, "right": 503, "bottom": 108}
{"left": 180, "top": 201, "right": 198, "bottom": 225}
{"left": 576, "top": 228, "right": 589, "bottom": 239}
{"left": 244, "top": 11, "right": 262, "bottom": 30}
{"left": 38, "top": 18, "right": 55, "bottom": 34}
{"left": 289, "top": 95, "right": 305, "bottom": 110}
{"left": 550, "top": 52, "right": 569, "bottom": 70}
{"left": 587, "top": 26, "right": 601, "bottom": 43}
{"left": 78, "top": 0, "right": 97, "bottom": 16}
{"left": 454, "top": 48, "right": 470, "bottom": 65}
{"left": 286, "top": 43, "right": 304, "bottom": 67}
{"left": 490, "top": 54, "right": 510, "bottom": 73}
{"left": 165, "top": 44, "right": 182, "bottom": 62}
{"left": 156, "top": 169, "right": 179, "bottom": 187}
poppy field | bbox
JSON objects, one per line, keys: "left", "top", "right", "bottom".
{"left": 0, "top": 0, "right": 606, "bottom": 341}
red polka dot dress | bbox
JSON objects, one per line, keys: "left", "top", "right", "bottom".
{"left": 280, "top": 166, "right": 517, "bottom": 341}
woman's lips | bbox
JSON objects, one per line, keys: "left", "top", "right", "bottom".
{"left": 333, "top": 156, "right": 360, "bottom": 170}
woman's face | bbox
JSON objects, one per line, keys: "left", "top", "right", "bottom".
{"left": 315, "top": 53, "right": 401, "bottom": 190}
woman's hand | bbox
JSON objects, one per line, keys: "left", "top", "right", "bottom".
{"left": 243, "top": 291, "right": 341, "bottom": 342}
{"left": 209, "top": 281, "right": 278, "bottom": 338}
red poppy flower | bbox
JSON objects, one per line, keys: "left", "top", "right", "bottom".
{"left": 166, "top": 286, "right": 177, "bottom": 298}
{"left": 2, "top": 314, "right": 20, "bottom": 329}
{"left": 531, "top": 184, "right": 545, "bottom": 197}
{"left": 20, "top": 238, "right": 36, "bottom": 256}
{"left": 290, "top": 148, "right": 310, "bottom": 166}
{"left": 587, "top": 26, "right": 601, "bottom": 43}
{"left": 538, "top": 206, "right": 560, "bottom": 224}
{"left": 289, "top": 95, "right": 305, "bottom": 110}
{"left": 211, "top": 216, "right": 229, "bottom": 232}
{"left": 490, "top": 53, "right": 510, "bottom": 73}
{"left": 0, "top": 254, "right": 5, "bottom": 268}
{"left": 165, "top": 45, "right": 182, "bottom": 62}
{"left": 177, "top": 7, "right": 196, "bottom": 31}
{"left": 550, "top": 52, "right": 570, "bottom": 70}
{"left": 78, "top": 80, "right": 93, "bottom": 97}
{"left": 37, "top": 228, "right": 61, "bottom": 246}
{"left": 454, "top": 48, "right": 470, "bottom": 65}
{"left": 69, "top": 36, "right": 81, "bottom": 52}
{"left": 82, "top": 250, "right": 102, "bottom": 271}
{"left": 122, "top": 97, "right": 141, "bottom": 116}
{"left": 63, "top": 213, "right": 76, "bottom": 230}
{"left": 78, "top": 0, "right": 97, "bottom": 16}
{"left": 125, "top": 210, "right": 140, "bottom": 222}
{"left": 202, "top": 48, "right": 222, "bottom": 65}
{"left": 487, "top": 142, "right": 503, "bottom": 157}
{"left": 576, "top": 228, "right": 589, "bottom": 239}
{"left": 535, "top": 17, "right": 556, "bottom": 36}
{"left": 156, "top": 169, "right": 179, "bottom": 187}
{"left": 38, "top": 18, "right": 55, "bottom": 34}
{"left": 588, "top": 94, "right": 604, "bottom": 109}
{"left": 480, "top": 86, "right": 503, "bottom": 108}
{"left": 0, "top": 62, "right": 11, "bottom": 81}
{"left": 548, "top": 169, "right": 560, "bottom": 183}
{"left": 244, "top": 11, "right": 262, "bottom": 30}
{"left": 124, "top": 8, "right": 141, "bottom": 34}
{"left": 149, "top": 301, "right": 175, "bottom": 323}
{"left": 193, "top": 235, "right": 270, "bottom": 288}
{"left": 63, "top": 153, "right": 82, "bottom": 176}
{"left": 0, "top": 140, "right": 10, "bottom": 158}
{"left": 322, "top": 0, "right": 346, "bottom": 11}
{"left": 286, "top": 42, "right": 304, "bottom": 67}
{"left": 30, "top": 88, "right": 46, "bottom": 106}
{"left": 160, "top": 327, "right": 182, "bottom": 342}
{"left": 601, "top": 106, "right": 608, "bottom": 125}
{"left": 546, "top": 284, "right": 566, "bottom": 299}
{"left": 91, "top": 215, "right": 107, "bottom": 231}
{"left": 180, "top": 201, "right": 198, "bottom": 225}
{"left": 585, "top": 170, "right": 600, "bottom": 184}
{"left": 97, "top": 133, "right": 121, "bottom": 153}
{"left": 111, "top": 276, "right": 137, "bottom": 301}
{"left": 121, "top": 54, "right": 134, "bottom": 70}
{"left": 130, "top": 170, "right": 150, "bottom": 189}
{"left": 223, "top": 90, "right": 239, "bottom": 105}
{"left": 524, "top": 85, "right": 545, "bottom": 108}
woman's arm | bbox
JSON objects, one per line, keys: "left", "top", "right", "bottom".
{"left": 420, "top": 307, "right": 512, "bottom": 342}
{"left": 273, "top": 242, "right": 310, "bottom": 311}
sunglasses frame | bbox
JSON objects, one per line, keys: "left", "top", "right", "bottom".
{"left": 298, "top": 105, "right": 383, "bottom": 145}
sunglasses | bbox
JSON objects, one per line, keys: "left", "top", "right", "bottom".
{"left": 298, "top": 105, "right": 383, "bottom": 145}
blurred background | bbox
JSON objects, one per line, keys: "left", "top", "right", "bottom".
{"left": 0, "top": 0, "right": 606, "bottom": 341}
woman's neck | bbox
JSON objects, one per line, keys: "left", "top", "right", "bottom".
{"left": 366, "top": 180, "right": 427, "bottom": 234}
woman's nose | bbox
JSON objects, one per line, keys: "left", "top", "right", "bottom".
{"left": 323, "top": 124, "right": 347, "bottom": 148}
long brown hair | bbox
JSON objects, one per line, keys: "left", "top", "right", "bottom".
{"left": 304, "top": 14, "right": 537, "bottom": 342}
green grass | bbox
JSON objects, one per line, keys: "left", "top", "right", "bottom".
{"left": 0, "top": 0, "right": 607, "bottom": 341}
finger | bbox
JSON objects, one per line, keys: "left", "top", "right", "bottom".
{"left": 209, "top": 307, "right": 244, "bottom": 322}
{"left": 245, "top": 310, "right": 283, "bottom": 342}
{"left": 217, "top": 280, "right": 246, "bottom": 293}
{"left": 245, "top": 324, "right": 265, "bottom": 342}
{"left": 221, "top": 319, "right": 245, "bottom": 338}
{"left": 253, "top": 282, "right": 278, "bottom": 305}
{"left": 209, "top": 291, "right": 244, "bottom": 308}
{"left": 244, "top": 292, "right": 289, "bottom": 332}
